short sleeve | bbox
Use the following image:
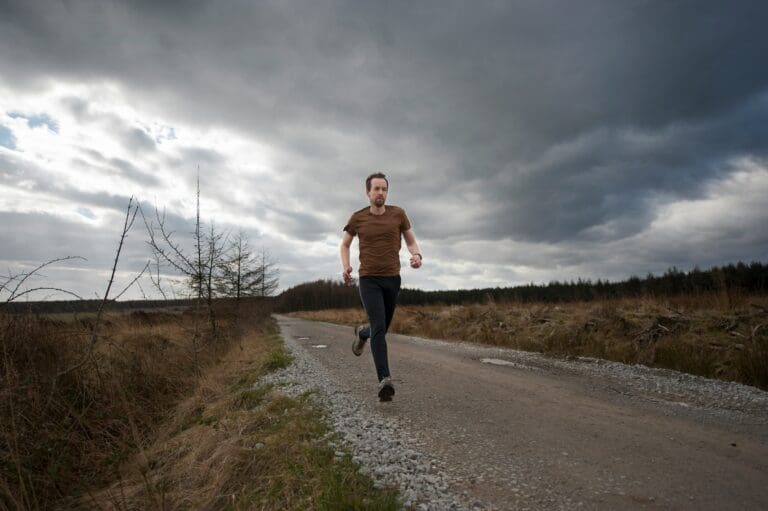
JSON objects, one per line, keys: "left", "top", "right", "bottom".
{"left": 343, "top": 214, "right": 357, "bottom": 236}
{"left": 400, "top": 209, "right": 411, "bottom": 232}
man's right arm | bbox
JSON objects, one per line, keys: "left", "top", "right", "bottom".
{"left": 340, "top": 230, "right": 354, "bottom": 283}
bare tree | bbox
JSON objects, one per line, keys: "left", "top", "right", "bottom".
{"left": 140, "top": 172, "right": 225, "bottom": 365}
{"left": 215, "top": 230, "right": 264, "bottom": 299}
{"left": 256, "top": 247, "right": 280, "bottom": 297}
{"left": 202, "top": 222, "right": 227, "bottom": 334}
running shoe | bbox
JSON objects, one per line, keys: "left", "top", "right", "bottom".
{"left": 378, "top": 377, "right": 395, "bottom": 402}
{"left": 352, "top": 324, "right": 369, "bottom": 356}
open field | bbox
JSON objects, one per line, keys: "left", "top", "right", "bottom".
{"left": 1, "top": 303, "right": 398, "bottom": 510}
{"left": 289, "top": 294, "right": 768, "bottom": 390}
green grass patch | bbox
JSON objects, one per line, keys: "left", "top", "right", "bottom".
{"left": 263, "top": 345, "right": 293, "bottom": 372}
{"left": 230, "top": 371, "right": 263, "bottom": 391}
{"left": 227, "top": 393, "right": 400, "bottom": 510}
{"left": 231, "top": 383, "right": 274, "bottom": 410}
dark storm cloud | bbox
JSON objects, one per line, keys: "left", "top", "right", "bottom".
{"left": 3, "top": 1, "right": 765, "bottom": 221}
{"left": 492, "top": 93, "right": 768, "bottom": 243}
{"left": 1, "top": 0, "right": 767, "bottom": 290}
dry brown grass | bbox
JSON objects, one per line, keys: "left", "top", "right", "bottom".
{"left": 79, "top": 322, "right": 280, "bottom": 509}
{"left": 0, "top": 301, "right": 271, "bottom": 510}
{"left": 82, "top": 323, "right": 400, "bottom": 511}
{"left": 1, "top": 301, "right": 400, "bottom": 510}
{"left": 290, "top": 293, "right": 768, "bottom": 390}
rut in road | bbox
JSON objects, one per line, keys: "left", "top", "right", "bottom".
{"left": 275, "top": 315, "right": 768, "bottom": 511}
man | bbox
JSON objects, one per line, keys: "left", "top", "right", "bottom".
{"left": 340, "top": 172, "right": 422, "bottom": 402}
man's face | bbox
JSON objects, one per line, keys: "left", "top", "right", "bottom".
{"left": 367, "top": 178, "right": 388, "bottom": 207}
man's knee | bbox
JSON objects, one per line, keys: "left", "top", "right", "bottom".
{"left": 369, "top": 319, "right": 387, "bottom": 337}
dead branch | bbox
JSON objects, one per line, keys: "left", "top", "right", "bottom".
{"left": 112, "top": 260, "right": 151, "bottom": 301}
{"left": 58, "top": 197, "right": 138, "bottom": 377}
{"left": 3, "top": 287, "right": 85, "bottom": 303}
{"left": 136, "top": 279, "right": 149, "bottom": 300}
{"left": 139, "top": 204, "right": 195, "bottom": 277}
{"left": 1, "top": 256, "right": 86, "bottom": 303}
{"left": 148, "top": 251, "right": 168, "bottom": 300}
{"left": 98, "top": 197, "right": 139, "bottom": 304}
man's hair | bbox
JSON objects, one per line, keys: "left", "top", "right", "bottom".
{"left": 366, "top": 172, "right": 389, "bottom": 192}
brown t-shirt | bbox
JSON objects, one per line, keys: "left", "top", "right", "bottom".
{"left": 343, "top": 205, "right": 411, "bottom": 276}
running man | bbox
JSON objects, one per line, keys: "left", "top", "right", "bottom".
{"left": 340, "top": 172, "right": 423, "bottom": 401}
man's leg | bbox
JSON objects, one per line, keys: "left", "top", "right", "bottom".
{"left": 358, "top": 277, "right": 390, "bottom": 382}
{"left": 382, "top": 275, "right": 401, "bottom": 333}
{"left": 359, "top": 275, "right": 401, "bottom": 340}
{"left": 376, "top": 276, "right": 400, "bottom": 401}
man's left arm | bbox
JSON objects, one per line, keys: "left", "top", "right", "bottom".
{"left": 403, "top": 229, "right": 422, "bottom": 269}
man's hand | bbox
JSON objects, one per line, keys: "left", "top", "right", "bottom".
{"left": 403, "top": 230, "right": 422, "bottom": 270}
{"left": 343, "top": 266, "right": 353, "bottom": 283}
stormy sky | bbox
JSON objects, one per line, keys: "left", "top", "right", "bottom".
{"left": 1, "top": 0, "right": 767, "bottom": 300}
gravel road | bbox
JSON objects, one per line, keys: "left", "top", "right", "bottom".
{"left": 270, "top": 315, "right": 768, "bottom": 510}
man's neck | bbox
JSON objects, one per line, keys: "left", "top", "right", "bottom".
{"left": 369, "top": 204, "right": 386, "bottom": 215}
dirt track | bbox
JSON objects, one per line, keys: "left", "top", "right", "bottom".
{"left": 276, "top": 315, "right": 768, "bottom": 510}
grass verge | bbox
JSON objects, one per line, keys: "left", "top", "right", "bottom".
{"left": 2, "top": 303, "right": 400, "bottom": 509}
{"left": 82, "top": 319, "right": 400, "bottom": 510}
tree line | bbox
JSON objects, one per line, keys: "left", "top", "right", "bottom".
{"left": 274, "top": 261, "right": 768, "bottom": 312}
{"left": 274, "top": 279, "right": 360, "bottom": 312}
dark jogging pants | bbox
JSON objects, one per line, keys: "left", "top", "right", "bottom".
{"left": 358, "top": 275, "right": 401, "bottom": 381}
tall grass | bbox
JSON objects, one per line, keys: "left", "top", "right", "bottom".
{"left": 81, "top": 317, "right": 400, "bottom": 510}
{"left": 0, "top": 300, "right": 271, "bottom": 509}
